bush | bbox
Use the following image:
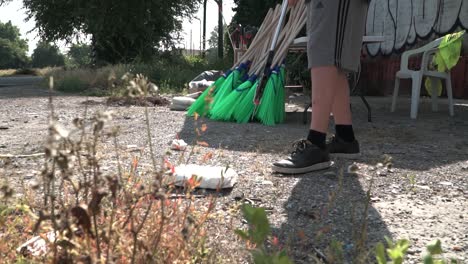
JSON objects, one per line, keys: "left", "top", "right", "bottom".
{"left": 15, "top": 68, "right": 39, "bottom": 75}
{"left": 131, "top": 52, "right": 232, "bottom": 93}
{"left": 42, "top": 65, "right": 129, "bottom": 95}
{"left": 0, "top": 68, "right": 39, "bottom": 77}
{"left": 39, "top": 52, "right": 233, "bottom": 96}
{"left": 55, "top": 76, "right": 89, "bottom": 93}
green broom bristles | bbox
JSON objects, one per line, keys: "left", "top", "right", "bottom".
{"left": 255, "top": 70, "right": 279, "bottom": 126}
{"left": 210, "top": 76, "right": 256, "bottom": 121}
{"left": 210, "top": 62, "right": 249, "bottom": 110}
{"left": 210, "top": 71, "right": 237, "bottom": 110}
{"left": 187, "top": 70, "right": 232, "bottom": 117}
{"left": 233, "top": 81, "right": 259, "bottom": 123}
{"left": 275, "top": 65, "right": 286, "bottom": 123}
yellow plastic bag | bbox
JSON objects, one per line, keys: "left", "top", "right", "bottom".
{"left": 425, "top": 30, "right": 465, "bottom": 97}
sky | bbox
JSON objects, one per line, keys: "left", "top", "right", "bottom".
{"left": 0, "top": 0, "right": 236, "bottom": 55}
{"left": 182, "top": 0, "right": 236, "bottom": 51}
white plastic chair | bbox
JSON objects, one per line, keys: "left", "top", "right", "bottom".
{"left": 391, "top": 37, "right": 455, "bottom": 119}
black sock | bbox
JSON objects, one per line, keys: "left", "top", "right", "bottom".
{"left": 335, "top": 125, "right": 355, "bottom": 142}
{"left": 307, "top": 130, "right": 326, "bottom": 149}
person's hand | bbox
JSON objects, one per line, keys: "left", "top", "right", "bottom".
{"left": 288, "top": 0, "right": 298, "bottom": 6}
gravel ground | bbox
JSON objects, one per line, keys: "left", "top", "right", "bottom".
{"left": 0, "top": 85, "right": 467, "bottom": 263}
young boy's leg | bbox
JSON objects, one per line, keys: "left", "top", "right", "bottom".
{"left": 272, "top": 0, "right": 368, "bottom": 174}
{"left": 326, "top": 69, "right": 361, "bottom": 158}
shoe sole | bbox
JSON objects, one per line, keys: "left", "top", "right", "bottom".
{"left": 272, "top": 161, "right": 333, "bottom": 175}
{"left": 330, "top": 153, "right": 361, "bottom": 159}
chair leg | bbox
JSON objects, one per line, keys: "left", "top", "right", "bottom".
{"left": 446, "top": 75, "right": 454, "bottom": 116}
{"left": 391, "top": 77, "right": 400, "bottom": 112}
{"left": 410, "top": 75, "right": 422, "bottom": 119}
{"left": 430, "top": 77, "right": 439, "bottom": 112}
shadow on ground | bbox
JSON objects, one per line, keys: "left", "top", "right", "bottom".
{"left": 179, "top": 96, "right": 468, "bottom": 172}
{"left": 271, "top": 167, "right": 392, "bottom": 263}
{"left": 176, "top": 96, "right": 468, "bottom": 262}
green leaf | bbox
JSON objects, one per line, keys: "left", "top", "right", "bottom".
{"left": 242, "top": 204, "right": 256, "bottom": 222}
{"left": 252, "top": 249, "right": 269, "bottom": 264}
{"left": 450, "top": 258, "right": 458, "bottom": 264}
{"left": 251, "top": 208, "right": 270, "bottom": 245}
{"left": 241, "top": 204, "right": 271, "bottom": 246}
{"left": 235, "top": 229, "right": 249, "bottom": 241}
{"left": 276, "top": 254, "right": 294, "bottom": 264}
{"left": 387, "top": 239, "right": 410, "bottom": 264}
{"left": 385, "top": 236, "right": 395, "bottom": 248}
{"left": 375, "top": 242, "right": 387, "bottom": 264}
{"left": 424, "top": 255, "right": 434, "bottom": 264}
{"left": 427, "top": 240, "right": 443, "bottom": 255}
{"left": 277, "top": 250, "right": 293, "bottom": 262}
{"left": 396, "top": 239, "right": 410, "bottom": 254}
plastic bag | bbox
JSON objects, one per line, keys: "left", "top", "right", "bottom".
{"left": 172, "top": 164, "right": 238, "bottom": 189}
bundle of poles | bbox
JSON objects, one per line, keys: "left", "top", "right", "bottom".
{"left": 187, "top": 0, "right": 307, "bottom": 126}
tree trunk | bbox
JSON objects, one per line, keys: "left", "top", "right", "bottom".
{"left": 217, "top": 0, "right": 224, "bottom": 59}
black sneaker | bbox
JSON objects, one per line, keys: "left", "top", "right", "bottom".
{"left": 272, "top": 140, "right": 332, "bottom": 174}
{"left": 327, "top": 136, "right": 361, "bottom": 159}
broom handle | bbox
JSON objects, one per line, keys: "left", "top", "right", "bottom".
{"left": 251, "top": 0, "right": 306, "bottom": 75}
{"left": 251, "top": 2, "right": 299, "bottom": 75}
{"left": 241, "top": 5, "right": 282, "bottom": 67}
{"left": 248, "top": 4, "right": 286, "bottom": 75}
{"left": 233, "top": 6, "right": 279, "bottom": 68}
{"left": 274, "top": 1, "right": 306, "bottom": 60}
{"left": 270, "top": 0, "right": 289, "bottom": 52}
{"left": 272, "top": 3, "right": 307, "bottom": 66}
{"left": 271, "top": 1, "right": 299, "bottom": 60}
{"left": 251, "top": 9, "right": 287, "bottom": 76}
{"left": 232, "top": 10, "right": 273, "bottom": 69}
{"left": 251, "top": 15, "right": 280, "bottom": 73}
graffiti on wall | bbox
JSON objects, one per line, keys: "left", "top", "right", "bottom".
{"left": 366, "top": 0, "right": 468, "bottom": 56}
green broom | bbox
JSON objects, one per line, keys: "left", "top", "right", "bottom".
{"left": 253, "top": 1, "right": 306, "bottom": 125}
{"left": 210, "top": 75, "right": 257, "bottom": 121}
{"left": 233, "top": 80, "right": 259, "bottom": 123}
{"left": 275, "top": 63, "right": 286, "bottom": 123}
{"left": 186, "top": 3, "right": 276, "bottom": 119}
{"left": 210, "top": 62, "right": 250, "bottom": 111}
{"left": 255, "top": 68, "right": 280, "bottom": 126}
{"left": 252, "top": 0, "right": 289, "bottom": 120}
{"left": 187, "top": 69, "right": 232, "bottom": 117}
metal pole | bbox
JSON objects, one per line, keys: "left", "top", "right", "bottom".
{"left": 203, "top": 0, "right": 207, "bottom": 57}
{"left": 194, "top": 17, "right": 202, "bottom": 54}
{"left": 200, "top": 19, "right": 202, "bottom": 53}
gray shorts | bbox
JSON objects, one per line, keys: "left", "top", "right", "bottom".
{"left": 307, "top": 0, "right": 368, "bottom": 72}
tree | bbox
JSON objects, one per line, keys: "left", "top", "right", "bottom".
{"left": 68, "top": 44, "right": 92, "bottom": 67}
{"left": 23, "top": 0, "right": 202, "bottom": 64}
{"left": 206, "top": 25, "right": 233, "bottom": 65}
{"left": 231, "top": 0, "right": 281, "bottom": 28}
{"left": 208, "top": 26, "right": 219, "bottom": 49}
{"left": 0, "top": 21, "right": 29, "bottom": 69}
{"left": 214, "top": 0, "right": 223, "bottom": 58}
{"left": 31, "top": 42, "right": 65, "bottom": 68}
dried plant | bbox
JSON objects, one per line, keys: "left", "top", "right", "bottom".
{"left": 0, "top": 74, "right": 216, "bottom": 263}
